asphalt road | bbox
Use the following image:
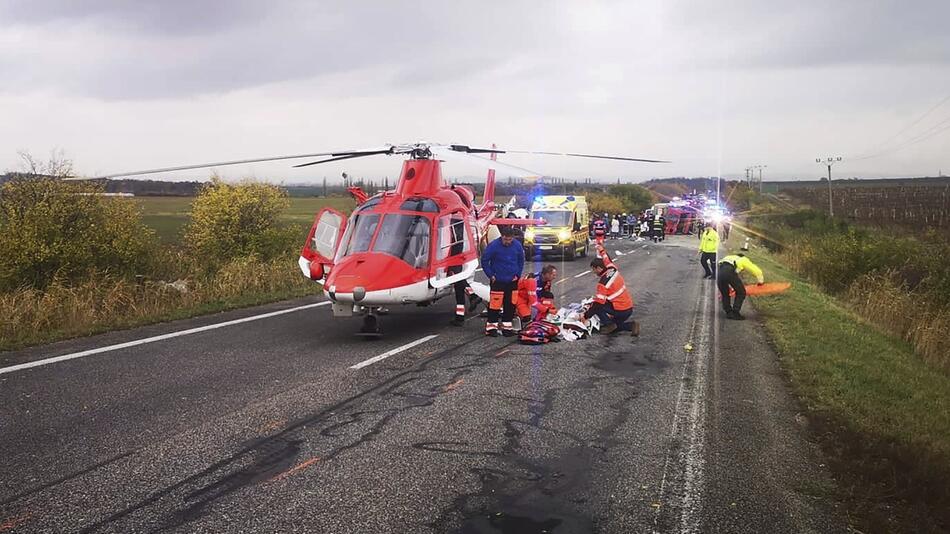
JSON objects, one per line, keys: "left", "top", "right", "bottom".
{"left": 0, "top": 236, "right": 846, "bottom": 533}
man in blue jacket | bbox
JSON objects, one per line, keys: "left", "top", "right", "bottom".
{"left": 481, "top": 226, "right": 525, "bottom": 336}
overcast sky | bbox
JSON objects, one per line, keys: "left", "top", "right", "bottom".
{"left": 2, "top": 0, "right": 949, "bottom": 182}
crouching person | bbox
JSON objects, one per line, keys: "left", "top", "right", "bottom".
{"left": 584, "top": 244, "right": 639, "bottom": 336}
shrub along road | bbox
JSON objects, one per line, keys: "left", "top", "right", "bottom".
{"left": 0, "top": 236, "right": 846, "bottom": 533}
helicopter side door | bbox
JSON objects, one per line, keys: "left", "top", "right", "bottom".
{"left": 299, "top": 207, "right": 346, "bottom": 282}
{"left": 429, "top": 211, "right": 478, "bottom": 289}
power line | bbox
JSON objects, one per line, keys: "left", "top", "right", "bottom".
{"left": 852, "top": 92, "right": 950, "bottom": 159}
{"left": 853, "top": 115, "right": 950, "bottom": 160}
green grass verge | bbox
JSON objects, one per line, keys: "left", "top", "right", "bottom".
{"left": 749, "top": 249, "right": 950, "bottom": 532}
{"left": 136, "top": 196, "right": 356, "bottom": 243}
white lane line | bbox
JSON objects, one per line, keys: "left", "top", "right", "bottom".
{"left": 350, "top": 334, "right": 439, "bottom": 370}
{"left": 555, "top": 279, "right": 568, "bottom": 286}
{"left": 573, "top": 271, "right": 589, "bottom": 279}
{"left": 0, "top": 301, "right": 331, "bottom": 376}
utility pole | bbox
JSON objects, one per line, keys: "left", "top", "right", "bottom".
{"left": 816, "top": 156, "right": 842, "bottom": 217}
{"left": 745, "top": 167, "right": 754, "bottom": 188}
{"left": 752, "top": 164, "right": 767, "bottom": 193}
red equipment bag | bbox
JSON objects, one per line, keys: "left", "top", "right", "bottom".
{"left": 519, "top": 320, "right": 561, "bottom": 345}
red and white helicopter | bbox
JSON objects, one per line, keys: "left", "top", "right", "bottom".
{"left": 93, "top": 142, "right": 666, "bottom": 335}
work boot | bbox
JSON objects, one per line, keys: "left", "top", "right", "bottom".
{"left": 630, "top": 321, "right": 641, "bottom": 337}
{"left": 502, "top": 329, "right": 516, "bottom": 337}
{"left": 450, "top": 316, "right": 465, "bottom": 327}
{"left": 467, "top": 295, "right": 483, "bottom": 314}
{"left": 733, "top": 311, "right": 746, "bottom": 320}
{"left": 600, "top": 323, "right": 618, "bottom": 335}
{"left": 486, "top": 329, "right": 501, "bottom": 337}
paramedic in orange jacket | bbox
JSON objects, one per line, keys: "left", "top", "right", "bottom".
{"left": 515, "top": 265, "right": 558, "bottom": 326}
{"left": 584, "top": 243, "right": 639, "bottom": 336}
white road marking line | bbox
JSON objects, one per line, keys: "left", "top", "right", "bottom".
{"left": 475, "top": 268, "right": 483, "bottom": 272}
{"left": 555, "top": 279, "right": 568, "bottom": 285}
{"left": 573, "top": 271, "right": 589, "bottom": 278}
{"left": 0, "top": 301, "right": 331, "bottom": 376}
{"left": 350, "top": 334, "right": 439, "bottom": 370}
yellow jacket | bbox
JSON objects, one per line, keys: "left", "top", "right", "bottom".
{"left": 720, "top": 254, "right": 764, "bottom": 284}
{"left": 699, "top": 228, "right": 719, "bottom": 253}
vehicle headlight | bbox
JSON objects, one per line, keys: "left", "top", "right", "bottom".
{"left": 558, "top": 229, "right": 571, "bottom": 241}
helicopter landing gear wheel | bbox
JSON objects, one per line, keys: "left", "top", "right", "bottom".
{"left": 356, "top": 310, "right": 382, "bottom": 338}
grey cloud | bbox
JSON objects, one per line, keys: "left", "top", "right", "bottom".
{"left": 0, "top": 1, "right": 560, "bottom": 100}
{"left": 669, "top": 0, "right": 950, "bottom": 68}
{"left": 0, "top": 0, "right": 264, "bottom": 36}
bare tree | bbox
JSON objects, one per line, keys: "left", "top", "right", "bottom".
{"left": 16, "top": 148, "right": 74, "bottom": 178}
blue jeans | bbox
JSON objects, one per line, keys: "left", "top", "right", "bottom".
{"left": 594, "top": 303, "right": 633, "bottom": 330}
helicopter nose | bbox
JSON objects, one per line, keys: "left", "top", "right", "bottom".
{"left": 327, "top": 253, "right": 425, "bottom": 301}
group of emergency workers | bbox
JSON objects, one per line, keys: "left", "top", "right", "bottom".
{"left": 464, "top": 225, "right": 640, "bottom": 338}
{"left": 589, "top": 212, "right": 666, "bottom": 242}
{"left": 451, "top": 219, "right": 766, "bottom": 337}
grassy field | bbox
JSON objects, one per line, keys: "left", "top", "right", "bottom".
{"left": 137, "top": 196, "right": 356, "bottom": 243}
{"left": 742, "top": 241, "right": 950, "bottom": 532}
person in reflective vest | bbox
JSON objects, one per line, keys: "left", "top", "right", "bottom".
{"left": 516, "top": 264, "right": 558, "bottom": 326}
{"left": 481, "top": 226, "right": 525, "bottom": 336}
{"left": 698, "top": 222, "right": 720, "bottom": 279}
{"left": 652, "top": 214, "right": 664, "bottom": 242}
{"left": 717, "top": 253, "right": 764, "bottom": 320}
{"left": 584, "top": 243, "right": 639, "bottom": 336}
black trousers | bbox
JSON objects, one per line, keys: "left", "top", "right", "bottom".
{"left": 700, "top": 252, "right": 717, "bottom": 277}
{"left": 449, "top": 264, "right": 472, "bottom": 316}
{"left": 717, "top": 263, "right": 746, "bottom": 313}
{"left": 487, "top": 279, "right": 517, "bottom": 327}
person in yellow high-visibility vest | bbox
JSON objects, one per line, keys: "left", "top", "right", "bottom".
{"left": 717, "top": 253, "right": 764, "bottom": 320}
{"left": 698, "top": 222, "right": 719, "bottom": 279}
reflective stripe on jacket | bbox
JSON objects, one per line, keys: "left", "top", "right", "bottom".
{"left": 591, "top": 247, "right": 633, "bottom": 311}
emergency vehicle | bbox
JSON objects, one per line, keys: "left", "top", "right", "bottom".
{"left": 523, "top": 195, "right": 590, "bottom": 260}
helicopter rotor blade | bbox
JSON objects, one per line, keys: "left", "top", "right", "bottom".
{"left": 83, "top": 147, "right": 394, "bottom": 179}
{"left": 504, "top": 150, "right": 669, "bottom": 163}
{"left": 292, "top": 149, "right": 396, "bottom": 168}
{"left": 446, "top": 144, "right": 507, "bottom": 155}
{"left": 432, "top": 147, "right": 541, "bottom": 178}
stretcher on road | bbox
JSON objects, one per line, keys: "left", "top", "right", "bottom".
{"left": 725, "top": 282, "right": 792, "bottom": 297}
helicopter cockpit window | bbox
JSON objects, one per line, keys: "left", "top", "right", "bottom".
{"left": 340, "top": 213, "right": 380, "bottom": 257}
{"left": 400, "top": 198, "right": 439, "bottom": 213}
{"left": 437, "top": 214, "right": 471, "bottom": 261}
{"left": 372, "top": 214, "right": 431, "bottom": 268}
{"left": 356, "top": 196, "right": 383, "bottom": 212}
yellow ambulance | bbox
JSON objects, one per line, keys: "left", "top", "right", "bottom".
{"left": 523, "top": 195, "right": 590, "bottom": 260}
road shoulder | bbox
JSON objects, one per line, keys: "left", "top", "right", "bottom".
{"left": 701, "top": 290, "right": 849, "bottom": 533}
